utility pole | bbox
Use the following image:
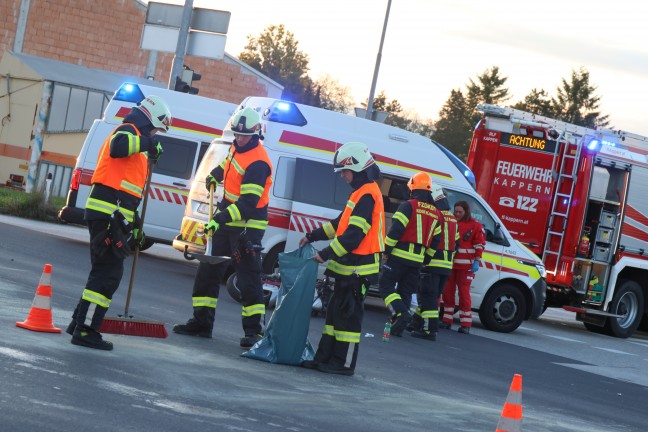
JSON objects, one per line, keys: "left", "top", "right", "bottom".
{"left": 168, "top": 0, "right": 193, "bottom": 90}
{"left": 365, "top": 0, "right": 392, "bottom": 120}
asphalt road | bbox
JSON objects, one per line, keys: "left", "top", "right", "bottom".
{"left": 1, "top": 215, "right": 646, "bottom": 432}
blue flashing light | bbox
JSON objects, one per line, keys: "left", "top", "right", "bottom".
{"left": 275, "top": 102, "right": 291, "bottom": 112}
{"left": 114, "top": 82, "right": 145, "bottom": 103}
{"left": 587, "top": 139, "right": 600, "bottom": 150}
{"left": 266, "top": 101, "right": 307, "bottom": 126}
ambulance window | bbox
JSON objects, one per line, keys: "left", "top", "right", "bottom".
{"left": 273, "top": 157, "right": 296, "bottom": 199}
{"left": 377, "top": 176, "right": 409, "bottom": 213}
{"left": 444, "top": 190, "right": 496, "bottom": 239}
{"left": 292, "top": 158, "right": 349, "bottom": 210}
{"left": 153, "top": 136, "right": 197, "bottom": 180}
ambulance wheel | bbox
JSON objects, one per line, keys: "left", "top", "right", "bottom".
{"left": 262, "top": 243, "right": 284, "bottom": 275}
{"left": 479, "top": 283, "right": 526, "bottom": 333}
{"left": 604, "top": 280, "right": 644, "bottom": 338}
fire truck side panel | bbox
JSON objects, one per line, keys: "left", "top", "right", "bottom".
{"left": 471, "top": 104, "right": 648, "bottom": 337}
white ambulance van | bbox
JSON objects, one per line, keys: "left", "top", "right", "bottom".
{"left": 173, "top": 97, "right": 547, "bottom": 333}
{"left": 58, "top": 83, "right": 236, "bottom": 248}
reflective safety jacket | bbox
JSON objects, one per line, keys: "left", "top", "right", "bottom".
{"left": 453, "top": 218, "right": 486, "bottom": 270}
{"left": 211, "top": 138, "right": 273, "bottom": 232}
{"left": 85, "top": 123, "right": 149, "bottom": 222}
{"left": 424, "top": 209, "right": 460, "bottom": 273}
{"left": 309, "top": 180, "right": 385, "bottom": 278}
{"left": 385, "top": 199, "right": 441, "bottom": 265}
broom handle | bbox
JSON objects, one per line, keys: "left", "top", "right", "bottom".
{"left": 123, "top": 158, "right": 154, "bottom": 317}
{"left": 206, "top": 183, "right": 214, "bottom": 255}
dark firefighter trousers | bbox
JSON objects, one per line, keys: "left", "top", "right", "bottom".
{"left": 314, "top": 275, "right": 367, "bottom": 371}
{"left": 378, "top": 257, "right": 420, "bottom": 316}
{"left": 414, "top": 268, "right": 450, "bottom": 333}
{"left": 192, "top": 226, "right": 265, "bottom": 336}
{"left": 72, "top": 219, "right": 124, "bottom": 329}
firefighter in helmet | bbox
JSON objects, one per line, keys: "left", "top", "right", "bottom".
{"left": 409, "top": 184, "right": 460, "bottom": 340}
{"left": 299, "top": 141, "right": 384, "bottom": 376}
{"left": 67, "top": 95, "right": 170, "bottom": 350}
{"left": 378, "top": 172, "right": 441, "bottom": 337}
{"left": 173, "top": 107, "right": 273, "bottom": 348}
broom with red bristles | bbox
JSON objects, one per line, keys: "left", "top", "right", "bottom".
{"left": 99, "top": 158, "right": 168, "bottom": 338}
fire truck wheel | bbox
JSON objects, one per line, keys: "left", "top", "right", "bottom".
{"left": 605, "top": 280, "right": 644, "bottom": 338}
{"left": 479, "top": 283, "right": 527, "bottom": 333}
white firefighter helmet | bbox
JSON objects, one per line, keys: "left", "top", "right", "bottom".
{"left": 136, "top": 95, "right": 172, "bottom": 132}
{"left": 333, "top": 141, "right": 375, "bottom": 173}
{"left": 432, "top": 184, "right": 445, "bottom": 202}
{"left": 230, "top": 107, "right": 262, "bottom": 136}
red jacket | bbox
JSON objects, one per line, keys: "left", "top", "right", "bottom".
{"left": 452, "top": 218, "right": 485, "bottom": 270}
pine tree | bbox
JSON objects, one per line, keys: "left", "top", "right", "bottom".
{"left": 432, "top": 89, "right": 472, "bottom": 160}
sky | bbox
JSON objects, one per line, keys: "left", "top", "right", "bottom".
{"left": 153, "top": 0, "right": 648, "bottom": 136}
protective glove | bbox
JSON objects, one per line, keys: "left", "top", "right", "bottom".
{"left": 471, "top": 260, "right": 480, "bottom": 273}
{"left": 205, "top": 174, "right": 218, "bottom": 191}
{"left": 148, "top": 141, "right": 164, "bottom": 163}
{"left": 128, "top": 226, "right": 146, "bottom": 250}
{"left": 204, "top": 220, "right": 220, "bottom": 235}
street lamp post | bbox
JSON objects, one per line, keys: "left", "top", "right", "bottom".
{"left": 365, "top": 0, "right": 392, "bottom": 120}
{"left": 168, "top": 0, "right": 194, "bottom": 90}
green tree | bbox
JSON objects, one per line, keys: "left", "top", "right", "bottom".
{"left": 432, "top": 89, "right": 472, "bottom": 160}
{"left": 238, "top": 24, "right": 313, "bottom": 103}
{"left": 314, "top": 74, "right": 354, "bottom": 113}
{"left": 465, "top": 66, "right": 511, "bottom": 110}
{"left": 511, "top": 89, "right": 555, "bottom": 117}
{"left": 552, "top": 67, "right": 610, "bottom": 128}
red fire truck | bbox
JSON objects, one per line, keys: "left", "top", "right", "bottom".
{"left": 467, "top": 104, "right": 648, "bottom": 338}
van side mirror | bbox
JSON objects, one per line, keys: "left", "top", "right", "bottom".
{"left": 487, "top": 225, "right": 509, "bottom": 246}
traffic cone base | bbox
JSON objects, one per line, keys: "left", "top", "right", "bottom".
{"left": 16, "top": 264, "right": 61, "bottom": 333}
{"left": 495, "top": 374, "right": 522, "bottom": 432}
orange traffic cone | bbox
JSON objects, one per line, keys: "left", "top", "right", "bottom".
{"left": 16, "top": 264, "right": 61, "bottom": 333}
{"left": 496, "top": 374, "right": 523, "bottom": 432}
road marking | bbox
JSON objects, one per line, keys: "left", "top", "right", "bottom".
{"left": 593, "top": 347, "right": 637, "bottom": 355}
{"left": 545, "top": 335, "right": 585, "bottom": 343}
{"left": 0, "top": 265, "right": 26, "bottom": 272}
{"left": 629, "top": 341, "right": 648, "bottom": 349}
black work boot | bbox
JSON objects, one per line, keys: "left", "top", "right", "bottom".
{"left": 301, "top": 360, "right": 319, "bottom": 369}
{"left": 458, "top": 326, "right": 470, "bottom": 334}
{"left": 390, "top": 312, "right": 412, "bottom": 337}
{"left": 317, "top": 362, "right": 354, "bottom": 376}
{"left": 71, "top": 324, "right": 113, "bottom": 351}
{"left": 240, "top": 333, "right": 263, "bottom": 349}
{"left": 172, "top": 318, "right": 212, "bottom": 338}
{"left": 411, "top": 330, "right": 437, "bottom": 341}
{"left": 406, "top": 314, "right": 423, "bottom": 333}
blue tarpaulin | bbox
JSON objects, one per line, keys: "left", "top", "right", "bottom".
{"left": 242, "top": 245, "right": 318, "bottom": 365}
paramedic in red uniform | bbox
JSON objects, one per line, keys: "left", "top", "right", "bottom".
{"left": 67, "top": 95, "right": 170, "bottom": 350}
{"left": 378, "top": 172, "right": 441, "bottom": 337}
{"left": 299, "top": 141, "right": 384, "bottom": 376}
{"left": 173, "top": 107, "right": 272, "bottom": 349}
{"left": 441, "top": 200, "right": 485, "bottom": 334}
